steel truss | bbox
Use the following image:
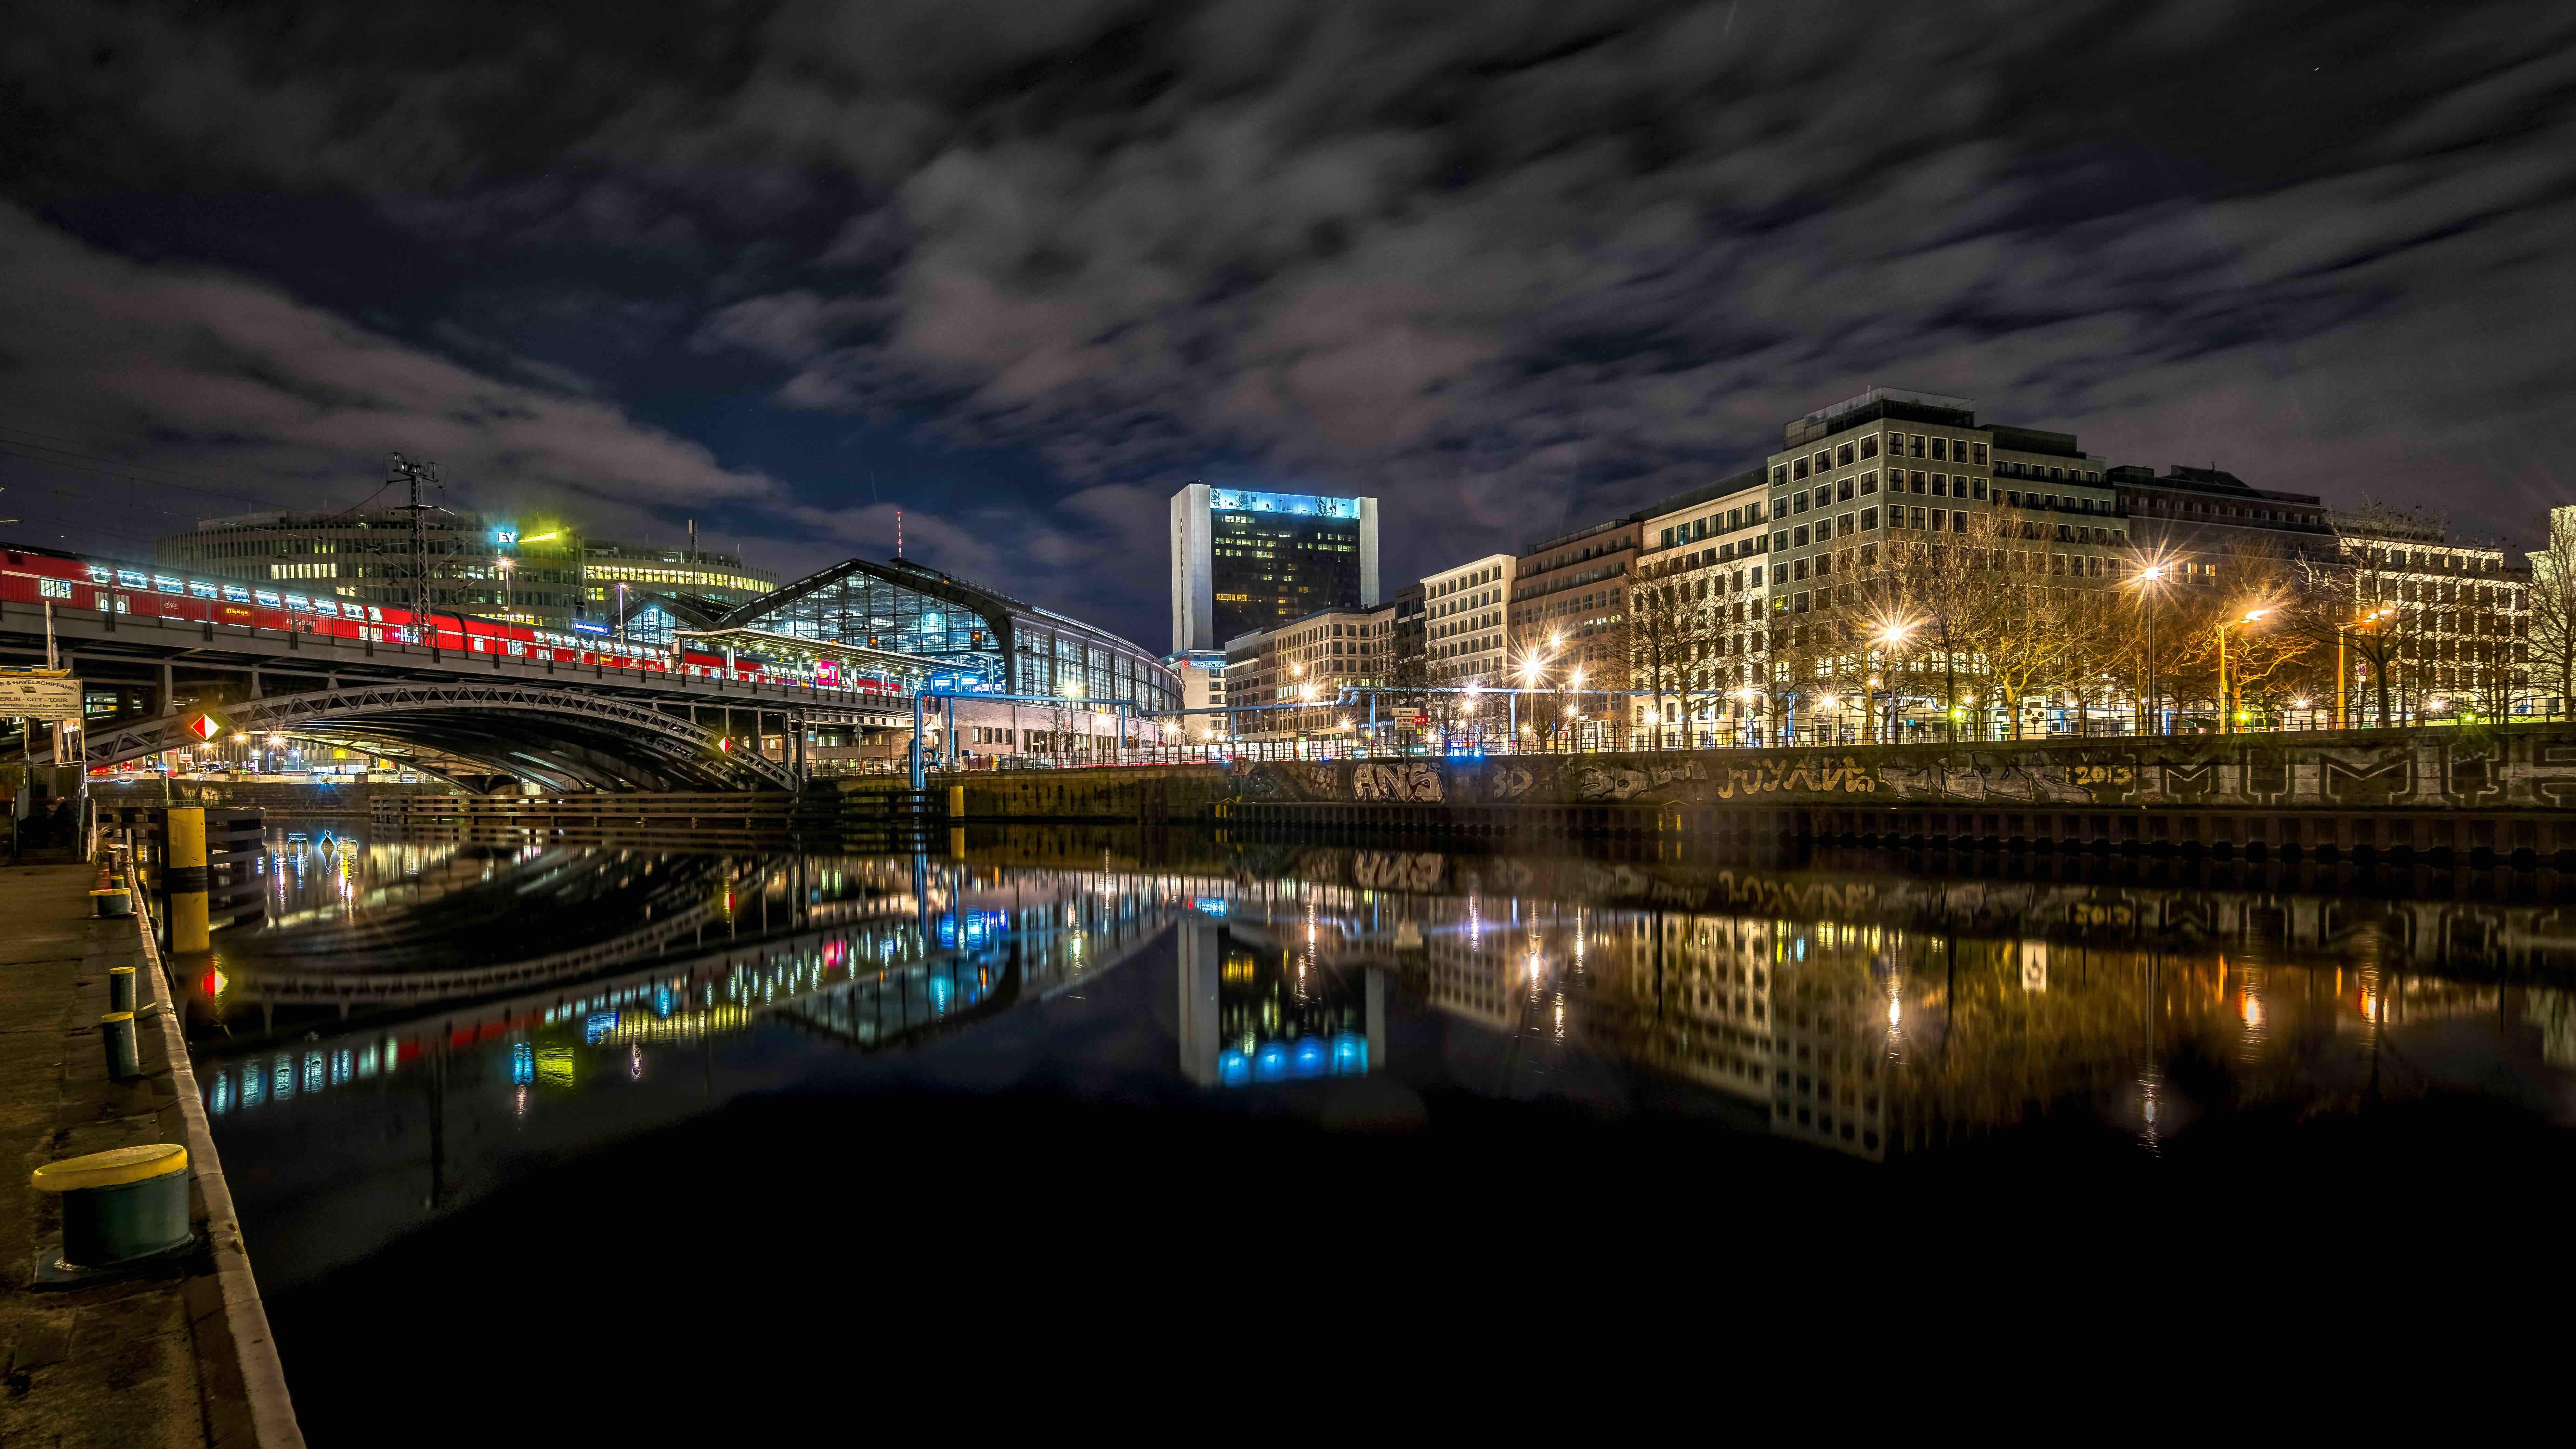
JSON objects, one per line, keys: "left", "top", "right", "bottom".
{"left": 78, "top": 680, "right": 802, "bottom": 792}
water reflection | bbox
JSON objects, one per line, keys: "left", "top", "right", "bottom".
{"left": 195, "top": 829, "right": 2576, "bottom": 1294}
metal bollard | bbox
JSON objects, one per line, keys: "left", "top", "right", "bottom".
{"left": 31, "top": 1143, "right": 191, "bottom": 1270}
{"left": 90, "top": 887, "right": 132, "bottom": 918}
{"left": 108, "top": 966, "right": 136, "bottom": 1015}
{"left": 101, "top": 1011, "right": 142, "bottom": 1081}
{"left": 166, "top": 806, "right": 210, "bottom": 954}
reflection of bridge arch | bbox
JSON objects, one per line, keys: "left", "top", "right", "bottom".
{"left": 78, "top": 681, "right": 798, "bottom": 793}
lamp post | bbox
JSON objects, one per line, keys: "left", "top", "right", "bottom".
{"left": 2215, "top": 608, "right": 2269, "bottom": 734}
{"left": 1868, "top": 620, "right": 1914, "bottom": 745}
{"left": 1519, "top": 646, "right": 1550, "bottom": 751}
{"left": 2128, "top": 563, "right": 2169, "bottom": 737}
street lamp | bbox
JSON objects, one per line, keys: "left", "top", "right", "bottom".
{"left": 2126, "top": 562, "right": 2170, "bottom": 736}
{"left": 1868, "top": 618, "right": 1915, "bottom": 744}
{"left": 2215, "top": 607, "right": 2270, "bottom": 734}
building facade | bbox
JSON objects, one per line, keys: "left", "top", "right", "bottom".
{"left": 1420, "top": 554, "right": 1516, "bottom": 685}
{"left": 1161, "top": 648, "right": 1230, "bottom": 717}
{"left": 583, "top": 541, "right": 777, "bottom": 611}
{"left": 1633, "top": 468, "right": 1772, "bottom": 740}
{"left": 696, "top": 554, "right": 1182, "bottom": 711}
{"left": 1509, "top": 516, "right": 1644, "bottom": 679}
{"left": 2334, "top": 512, "right": 2527, "bottom": 715}
{"left": 1170, "top": 484, "right": 1379, "bottom": 652}
{"left": 157, "top": 510, "right": 587, "bottom": 628}
{"left": 1221, "top": 603, "right": 1395, "bottom": 741}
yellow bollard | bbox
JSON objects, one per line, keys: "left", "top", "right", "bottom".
{"left": 165, "top": 807, "right": 209, "bottom": 954}
{"left": 947, "top": 784, "right": 965, "bottom": 818}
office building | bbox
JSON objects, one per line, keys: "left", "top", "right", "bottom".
{"left": 1420, "top": 554, "right": 1515, "bottom": 685}
{"left": 1633, "top": 467, "right": 1771, "bottom": 739}
{"left": 1170, "top": 484, "right": 1379, "bottom": 653}
{"left": 156, "top": 510, "right": 587, "bottom": 628}
{"left": 1162, "top": 648, "right": 1229, "bottom": 743}
{"left": 583, "top": 540, "right": 777, "bottom": 611}
{"left": 1510, "top": 516, "right": 1645, "bottom": 676}
{"left": 1221, "top": 602, "right": 1395, "bottom": 740}
{"left": 2334, "top": 510, "right": 2526, "bottom": 711}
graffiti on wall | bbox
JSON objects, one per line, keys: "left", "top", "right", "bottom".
{"left": 1228, "top": 728, "right": 2576, "bottom": 812}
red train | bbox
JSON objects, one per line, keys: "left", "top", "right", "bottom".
{"left": 0, "top": 540, "right": 888, "bottom": 694}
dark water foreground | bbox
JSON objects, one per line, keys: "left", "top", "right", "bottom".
{"left": 185, "top": 824, "right": 2576, "bottom": 1433}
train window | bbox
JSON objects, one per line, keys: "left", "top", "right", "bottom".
{"left": 189, "top": 581, "right": 218, "bottom": 599}
{"left": 366, "top": 607, "right": 383, "bottom": 622}
{"left": 506, "top": 641, "right": 526, "bottom": 657}
{"left": 222, "top": 585, "right": 250, "bottom": 603}
{"left": 154, "top": 576, "right": 183, "bottom": 594}
{"left": 254, "top": 590, "right": 282, "bottom": 607}
{"left": 87, "top": 566, "right": 112, "bottom": 584}
{"left": 285, "top": 594, "right": 311, "bottom": 611}
{"left": 117, "top": 570, "right": 147, "bottom": 588}
{"left": 314, "top": 600, "right": 339, "bottom": 616}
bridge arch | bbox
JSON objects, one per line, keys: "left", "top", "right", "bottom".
{"left": 76, "top": 681, "right": 799, "bottom": 793}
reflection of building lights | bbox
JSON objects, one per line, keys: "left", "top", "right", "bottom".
{"left": 2239, "top": 992, "right": 2266, "bottom": 1030}
{"left": 1886, "top": 995, "right": 1901, "bottom": 1029}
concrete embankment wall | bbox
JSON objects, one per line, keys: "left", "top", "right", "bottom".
{"left": 839, "top": 726, "right": 2576, "bottom": 860}
{"left": 1218, "top": 725, "right": 2576, "bottom": 859}
{"left": 830, "top": 764, "right": 1234, "bottom": 824}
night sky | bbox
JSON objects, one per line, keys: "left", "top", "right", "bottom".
{"left": 3, "top": 1, "right": 2570, "bottom": 649}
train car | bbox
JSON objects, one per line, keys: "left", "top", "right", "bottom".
{"left": 3, "top": 540, "right": 909, "bottom": 696}
{"left": 0, "top": 541, "right": 671, "bottom": 674}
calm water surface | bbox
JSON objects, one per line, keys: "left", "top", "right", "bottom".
{"left": 188, "top": 823, "right": 2576, "bottom": 1433}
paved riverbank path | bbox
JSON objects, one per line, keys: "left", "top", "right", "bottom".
{"left": 0, "top": 861, "right": 298, "bottom": 1447}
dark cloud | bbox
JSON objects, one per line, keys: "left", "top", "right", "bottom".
{"left": 4, "top": 0, "right": 2574, "bottom": 647}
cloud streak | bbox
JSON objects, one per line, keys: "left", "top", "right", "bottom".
{"left": 3, "top": 0, "right": 2574, "bottom": 646}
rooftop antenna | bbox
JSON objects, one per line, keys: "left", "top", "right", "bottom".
{"left": 688, "top": 517, "right": 697, "bottom": 564}
{"left": 895, "top": 507, "right": 904, "bottom": 561}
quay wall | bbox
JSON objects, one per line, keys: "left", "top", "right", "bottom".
{"left": 838, "top": 725, "right": 2576, "bottom": 858}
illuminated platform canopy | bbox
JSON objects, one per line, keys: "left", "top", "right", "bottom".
{"left": 662, "top": 555, "right": 1182, "bottom": 710}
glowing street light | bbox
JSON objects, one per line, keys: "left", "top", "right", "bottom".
{"left": 2127, "top": 561, "right": 2174, "bottom": 736}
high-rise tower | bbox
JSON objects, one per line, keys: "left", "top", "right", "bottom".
{"left": 1170, "top": 483, "right": 1378, "bottom": 652}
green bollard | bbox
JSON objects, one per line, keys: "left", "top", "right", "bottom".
{"left": 101, "top": 1011, "right": 142, "bottom": 1081}
{"left": 109, "top": 966, "right": 137, "bottom": 1015}
{"left": 32, "top": 1144, "right": 192, "bottom": 1270}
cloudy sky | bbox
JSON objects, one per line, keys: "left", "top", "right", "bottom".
{"left": 2, "top": 0, "right": 2570, "bottom": 648}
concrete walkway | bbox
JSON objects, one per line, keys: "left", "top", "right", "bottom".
{"left": 0, "top": 864, "right": 276, "bottom": 1447}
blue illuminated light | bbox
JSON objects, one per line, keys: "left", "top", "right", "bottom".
{"left": 1206, "top": 489, "right": 1360, "bottom": 519}
{"left": 1291, "top": 1038, "right": 1327, "bottom": 1078}
{"left": 1218, "top": 1051, "right": 1251, "bottom": 1088}
{"left": 1192, "top": 896, "right": 1229, "bottom": 917}
{"left": 1254, "top": 1043, "right": 1288, "bottom": 1082}
{"left": 1332, "top": 1033, "right": 1368, "bottom": 1075}
{"left": 511, "top": 1041, "right": 535, "bottom": 1084}
{"left": 583, "top": 1011, "right": 618, "bottom": 1043}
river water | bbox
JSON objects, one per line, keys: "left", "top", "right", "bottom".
{"left": 186, "top": 822, "right": 2576, "bottom": 1432}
